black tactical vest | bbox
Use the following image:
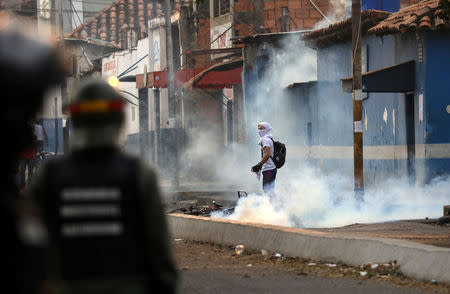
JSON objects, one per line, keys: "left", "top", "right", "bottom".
{"left": 42, "top": 147, "right": 148, "bottom": 281}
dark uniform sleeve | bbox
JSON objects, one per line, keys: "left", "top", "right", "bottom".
{"left": 138, "top": 162, "right": 178, "bottom": 293}
{"left": 26, "top": 161, "right": 62, "bottom": 282}
{"left": 27, "top": 163, "right": 48, "bottom": 211}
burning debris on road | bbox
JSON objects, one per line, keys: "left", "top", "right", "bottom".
{"left": 170, "top": 200, "right": 235, "bottom": 217}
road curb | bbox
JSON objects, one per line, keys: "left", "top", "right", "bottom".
{"left": 168, "top": 214, "right": 450, "bottom": 283}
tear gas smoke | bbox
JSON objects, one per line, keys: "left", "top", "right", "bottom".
{"left": 182, "top": 25, "right": 449, "bottom": 229}
{"left": 314, "top": 0, "right": 351, "bottom": 29}
{"left": 259, "top": 36, "right": 317, "bottom": 90}
{"left": 179, "top": 127, "right": 259, "bottom": 190}
{"left": 212, "top": 164, "right": 450, "bottom": 228}
{"left": 248, "top": 34, "right": 317, "bottom": 147}
{"left": 177, "top": 35, "right": 316, "bottom": 190}
{"left": 210, "top": 33, "right": 448, "bottom": 228}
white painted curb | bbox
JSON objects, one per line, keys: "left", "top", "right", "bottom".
{"left": 168, "top": 214, "right": 450, "bottom": 283}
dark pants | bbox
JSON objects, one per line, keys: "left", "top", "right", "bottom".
{"left": 19, "top": 158, "right": 35, "bottom": 186}
{"left": 36, "top": 141, "right": 44, "bottom": 155}
{"left": 262, "top": 169, "right": 277, "bottom": 196}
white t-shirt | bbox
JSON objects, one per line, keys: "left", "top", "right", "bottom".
{"left": 34, "top": 124, "right": 45, "bottom": 141}
{"left": 260, "top": 137, "right": 276, "bottom": 172}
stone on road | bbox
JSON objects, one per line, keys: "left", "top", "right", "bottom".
{"left": 173, "top": 240, "right": 449, "bottom": 294}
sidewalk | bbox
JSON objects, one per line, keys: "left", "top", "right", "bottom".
{"left": 311, "top": 220, "right": 450, "bottom": 248}
{"left": 168, "top": 214, "right": 450, "bottom": 284}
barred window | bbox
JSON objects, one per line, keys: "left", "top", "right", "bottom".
{"left": 214, "top": 0, "right": 230, "bottom": 17}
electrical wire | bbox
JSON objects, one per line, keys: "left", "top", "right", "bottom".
{"left": 29, "top": 0, "right": 255, "bottom": 73}
{"left": 172, "top": 0, "right": 257, "bottom": 71}
{"left": 71, "top": 0, "right": 123, "bottom": 5}
{"left": 289, "top": 14, "right": 301, "bottom": 31}
{"left": 199, "top": 88, "right": 229, "bottom": 107}
{"left": 29, "top": 0, "right": 256, "bottom": 90}
{"left": 9, "top": 7, "right": 112, "bottom": 14}
{"left": 308, "top": 0, "right": 332, "bottom": 24}
{"left": 229, "top": 0, "right": 259, "bottom": 35}
{"left": 70, "top": 0, "right": 84, "bottom": 28}
{"left": 172, "top": 23, "right": 234, "bottom": 71}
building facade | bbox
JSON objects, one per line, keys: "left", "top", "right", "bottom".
{"left": 241, "top": 0, "right": 450, "bottom": 186}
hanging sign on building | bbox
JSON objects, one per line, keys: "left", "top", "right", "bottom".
{"left": 151, "top": 29, "right": 161, "bottom": 71}
{"left": 102, "top": 55, "right": 118, "bottom": 78}
{"left": 210, "top": 23, "right": 232, "bottom": 49}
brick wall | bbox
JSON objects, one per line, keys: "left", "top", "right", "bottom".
{"left": 278, "top": 0, "right": 331, "bottom": 30}
{"left": 233, "top": 0, "right": 331, "bottom": 34}
{"left": 194, "top": 15, "right": 212, "bottom": 68}
{"left": 233, "top": 0, "right": 257, "bottom": 36}
{"left": 232, "top": 0, "right": 424, "bottom": 37}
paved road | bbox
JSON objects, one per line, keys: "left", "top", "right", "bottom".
{"left": 173, "top": 241, "right": 448, "bottom": 294}
{"left": 179, "top": 269, "right": 426, "bottom": 294}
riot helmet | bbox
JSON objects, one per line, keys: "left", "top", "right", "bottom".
{"left": 68, "top": 78, "right": 126, "bottom": 150}
{"left": 69, "top": 78, "right": 125, "bottom": 128}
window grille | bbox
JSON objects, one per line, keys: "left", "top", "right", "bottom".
{"left": 214, "top": 0, "right": 230, "bottom": 17}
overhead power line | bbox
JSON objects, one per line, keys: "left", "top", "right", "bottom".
{"left": 308, "top": 0, "right": 332, "bottom": 24}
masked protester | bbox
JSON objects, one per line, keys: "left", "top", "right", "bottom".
{"left": 251, "top": 122, "right": 277, "bottom": 197}
{"left": 27, "top": 78, "right": 177, "bottom": 294}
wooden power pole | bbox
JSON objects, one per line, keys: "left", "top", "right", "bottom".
{"left": 352, "top": 0, "right": 364, "bottom": 201}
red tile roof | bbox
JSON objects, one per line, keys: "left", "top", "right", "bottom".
{"left": 303, "top": 10, "right": 391, "bottom": 47}
{"left": 369, "top": 0, "right": 449, "bottom": 35}
{"left": 66, "top": 0, "right": 165, "bottom": 48}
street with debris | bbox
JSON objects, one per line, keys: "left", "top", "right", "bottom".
{"left": 173, "top": 239, "right": 449, "bottom": 294}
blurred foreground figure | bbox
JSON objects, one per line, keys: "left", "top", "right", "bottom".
{"left": 0, "top": 8, "right": 64, "bottom": 293}
{"left": 28, "top": 78, "right": 177, "bottom": 294}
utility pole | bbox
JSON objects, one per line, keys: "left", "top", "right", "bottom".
{"left": 352, "top": 0, "right": 364, "bottom": 201}
{"left": 150, "top": 0, "right": 160, "bottom": 166}
{"left": 164, "top": 0, "right": 179, "bottom": 188}
{"left": 58, "top": 0, "right": 65, "bottom": 155}
{"left": 58, "top": 0, "right": 63, "bottom": 39}
{"left": 179, "top": 2, "right": 194, "bottom": 68}
{"left": 138, "top": 86, "right": 149, "bottom": 161}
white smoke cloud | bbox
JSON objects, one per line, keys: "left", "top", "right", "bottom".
{"left": 210, "top": 30, "right": 449, "bottom": 229}
{"left": 213, "top": 163, "right": 450, "bottom": 228}
{"left": 268, "top": 37, "right": 317, "bottom": 88}
{"left": 176, "top": 35, "right": 316, "bottom": 190}
{"left": 180, "top": 18, "right": 449, "bottom": 230}
{"left": 216, "top": 194, "right": 293, "bottom": 227}
{"left": 259, "top": 35, "right": 317, "bottom": 89}
{"left": 179, "top": 128, "right": 258, "bottom": 189}
{"left": 314, "top": 0, "right": 351, "bottom": 30}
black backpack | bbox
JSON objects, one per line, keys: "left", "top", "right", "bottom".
{"left": 270, "top": 138, "right": 286, "bottom": 169}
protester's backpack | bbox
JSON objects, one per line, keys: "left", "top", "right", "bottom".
{"left": 270, "top": 138, "right": 286, "bottom": 169}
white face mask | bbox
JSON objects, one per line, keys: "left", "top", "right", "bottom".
{"left": 258, "top": 129, "right": 269, "bottom": 137}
